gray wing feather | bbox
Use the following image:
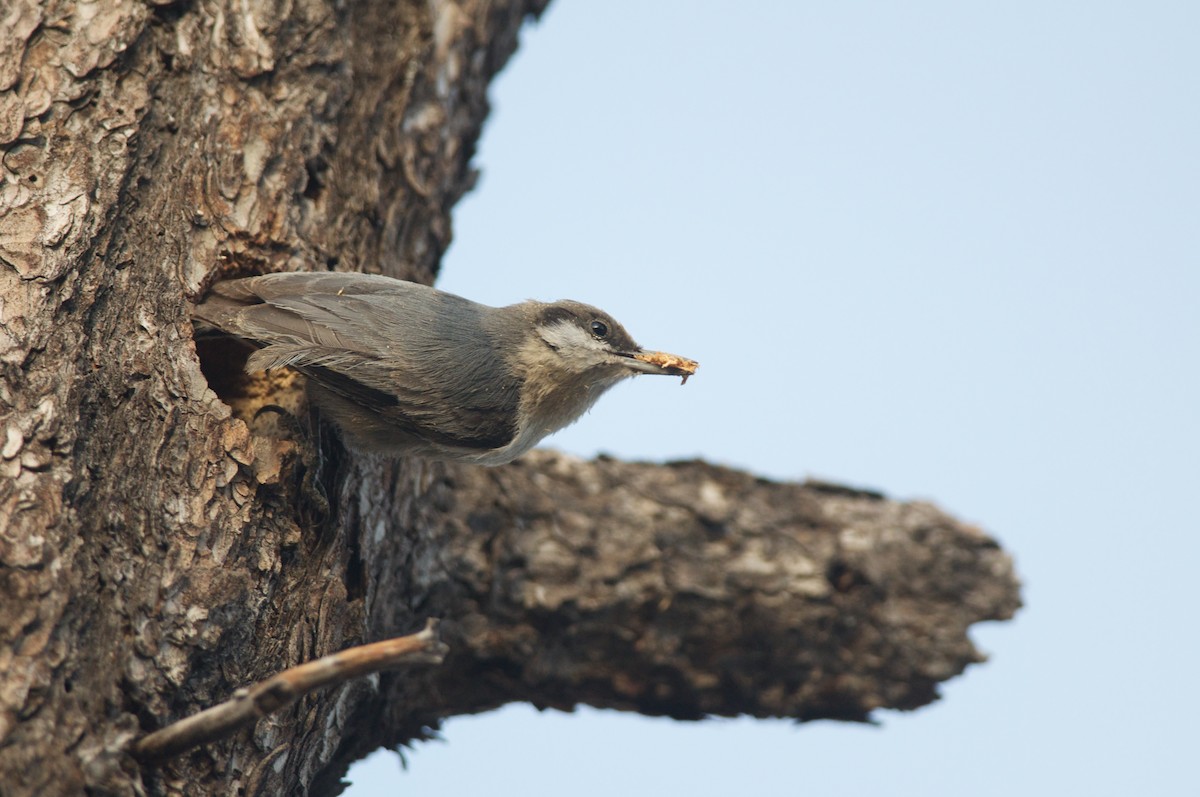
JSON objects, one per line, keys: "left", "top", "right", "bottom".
{"left": 194, "top": 273, "right": 522, "bottom": 451}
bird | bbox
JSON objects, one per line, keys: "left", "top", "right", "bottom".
{"left": 193, "top": 272, "right": 697, "bottom": 465}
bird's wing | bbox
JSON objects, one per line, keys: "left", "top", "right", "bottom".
{"left": 195, "top": 273, "right": 522, "bottom": 451}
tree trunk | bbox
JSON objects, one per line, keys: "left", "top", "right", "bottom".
{"left": 0, "top": 1, "right": 1021, "bottom": 795}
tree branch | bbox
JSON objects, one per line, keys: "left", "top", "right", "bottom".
{"left": 133, "top": 621, "right": 447, "bottom": 762}
{"left": 350, "top": 451, "right": 1020, "bottom": 751}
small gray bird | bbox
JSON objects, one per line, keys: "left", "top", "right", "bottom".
{"left": 194, "top": 272, "right": 697, "bottom": 465}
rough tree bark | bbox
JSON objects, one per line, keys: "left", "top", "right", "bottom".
{"left": 0, "top": 1, "right": 1021, "bottom": 795}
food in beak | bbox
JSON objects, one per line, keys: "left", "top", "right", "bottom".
{"left": 632, "top": 351, "right": 699, "bottom": 384}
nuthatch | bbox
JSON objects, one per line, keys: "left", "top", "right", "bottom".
{"left": 194, "top": 272, "right": 698, "bottom": 465}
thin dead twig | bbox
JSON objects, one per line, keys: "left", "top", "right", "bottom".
{"left": 133, "top": 619, "right": 446, "bottom": 761}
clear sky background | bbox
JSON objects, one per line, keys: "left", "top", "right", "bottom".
{"left": 348, "top": 3, "right": 1199, "bottom": 795}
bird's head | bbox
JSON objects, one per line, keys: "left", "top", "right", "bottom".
{"left": 530, "top": 300, "right": 697, "bottom": 385}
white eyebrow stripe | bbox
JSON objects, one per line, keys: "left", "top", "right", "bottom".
{"left": 540, "top": 320, "right": 605, "bottom": 351}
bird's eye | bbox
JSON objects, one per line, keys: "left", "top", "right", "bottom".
{"left": 590, "top": 320, "right": 609, "bottom": 338}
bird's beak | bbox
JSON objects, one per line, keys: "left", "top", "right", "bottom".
{"left": 622, "top": 350, "right": 699, "bottom": 384}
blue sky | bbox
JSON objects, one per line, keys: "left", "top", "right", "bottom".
{"left": 349, "top": 3, "right": 1200, "bottom": 794}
